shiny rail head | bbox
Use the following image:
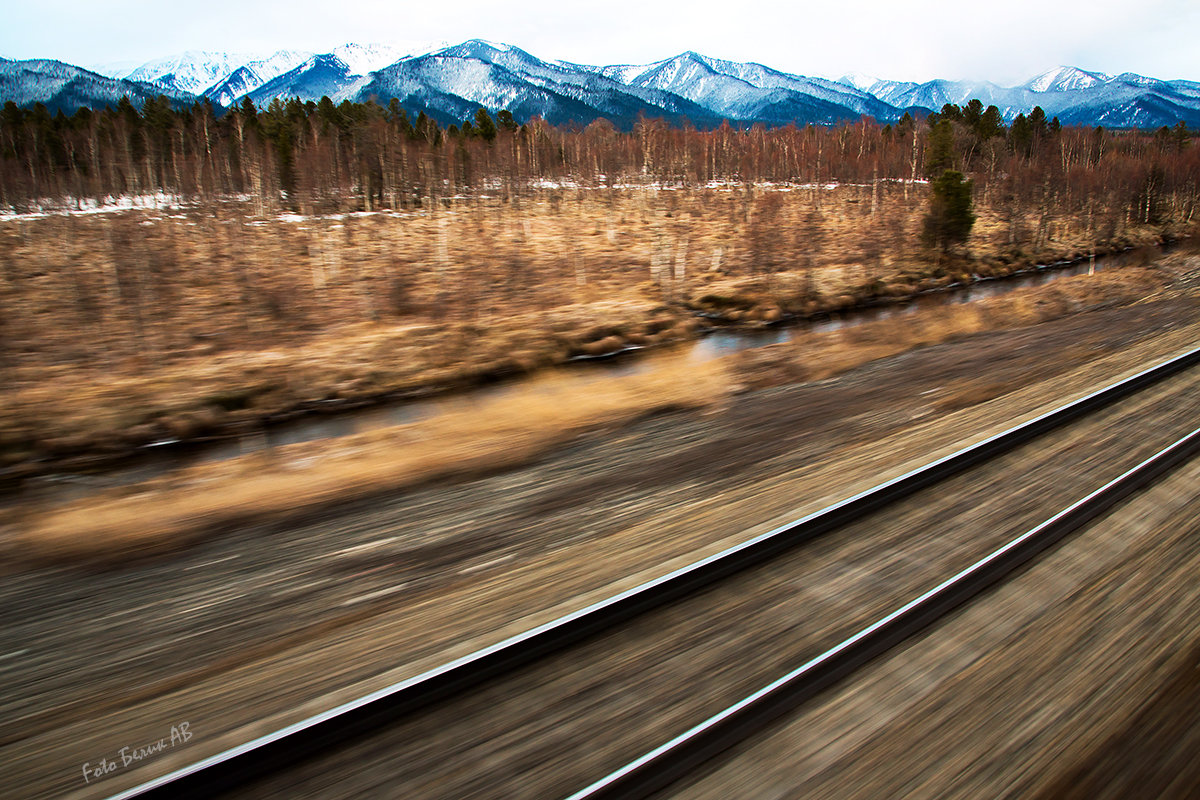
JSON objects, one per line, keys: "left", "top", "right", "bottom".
{"left": 105, "top": 345, "right": 1200, "bottom": 800}
{"left": 563, "top": 425, "right": 1200, "bottom": 800}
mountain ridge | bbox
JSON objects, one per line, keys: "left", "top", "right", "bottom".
{"left": 3, "top": 41, "right": 1198, "bottom": 129}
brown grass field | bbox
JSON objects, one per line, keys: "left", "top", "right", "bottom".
{"left": 0, "top": 183, "right": 1187, "bottom": 481}
{"left": 7, "top": 261, "right": 1183, "bottom": 564}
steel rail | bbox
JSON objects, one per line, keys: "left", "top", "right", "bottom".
{"left": 105, "top": 345, "right": 1200, "bottom": 800}
{"left": 566, "top": 424, "right": 1200, "bottom": 800}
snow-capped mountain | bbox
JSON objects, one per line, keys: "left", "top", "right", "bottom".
{"left": 86, "top": 59, "right": 143, "bottom": 79}
{"left": 0, "top": 58, "right": 192, "bottom": 113}
{"left": 836, "top": 71, "right": 881, "bottom": 93}
{"left": 3, "top": 42, "right": 1199, "bottom": 129}
{"left": 1051, "top": 75, "right": 1200, "bottom": 127}
{"left": 839, "top": 68, "right": 1200, "bottom": 127}
{"left": 110, "top": 44, "right": 423, "bottom": 107}
{"left": 245, "top": 54, "right": 372, "bottom": 106}
{"left": 859, "top": 78, "right": 1017, "bottom": 116}
{"left": 124, "top": 50, "right": 260, "bottom": 95}
{"left": 203, "top": 50, "right": 314, "bottom": 107}
{"left": 1026, "top": 66, "right": 1110, "bottom": 93}
{"left": 328, "top": 43, "right": 409, "bottom": 77}
{"left": 593, "top": 50, "right": 896, "bottom": 124}
{"left": 359, "top": 41, "right": 722, "bottom": 127}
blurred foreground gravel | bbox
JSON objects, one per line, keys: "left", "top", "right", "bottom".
{"left": 1, "top": 291, "right": 1198, "bottom": 799}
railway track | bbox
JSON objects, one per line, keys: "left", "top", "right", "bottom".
{"left": 108, "top": 346, "right": 1200, "bottom": 800}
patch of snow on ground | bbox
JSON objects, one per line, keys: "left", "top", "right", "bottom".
{"left": 2, "top": 179, "right": 932, "bottom": 222}
{"left": 0, "top": 193, "right": 186, "bottom": 220}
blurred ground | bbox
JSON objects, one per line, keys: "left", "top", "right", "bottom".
{"left": 0, "top": 259, "right": 1198, "bottom": 799}
{"left": 213, "top": 354, "right": 1200, "bottom": 800}
{"left": 674, "top": 438, "right": 1200, "bottom": 800}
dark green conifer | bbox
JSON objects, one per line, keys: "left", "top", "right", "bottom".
{"left": 963, "top": 98, "right": 983, "bottom": 132}
{"left": 1172, "top": 121, "right": 1191, "bottom": 151}
{"left": 240, "top": 96, "right": 258, "bottom": 125}
{"left": 496, "top": 110, "right": 518, "bottom": 132}
{"left": 923, "top": 169, "right": 975, "bottom": 252}
{"left": 1029, "top": 106, "right": 1047, "bottom": 138}
{"left": 923, "top": 118, "right": 955, "bottom": 177}
{"left": 979, "top": 106, "right": 1004, "bottom": 138}
{"left": 1009, "top": 112, "right": 1032, "bottom": 156}
{"left": 474, "top": 108, "right": 497, "bottom": 143}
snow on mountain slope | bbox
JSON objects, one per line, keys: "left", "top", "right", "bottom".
{"left": 1026, "top": 66, "right": 1110, "bottom": 93}
{"left": 1054, "top": 82, "right": 1200, "bottom": 128}
{"left": 409, "top": 41, "right": 720, "bottom": 124}
{"left": 1112, "top": 72, "right": 1162, "bottom": 87}
{"left": 588, "top": 62, "right": 646, "bottom": 85}
{"left": 7, "top": 44, "right": 1200, "bottom": 129}
{"left": 86, "top": 59, "right": 142, "bottom": 79}
{"left": 161, "top": 44, "right": 427, "bottom": 105}
{"left": 0, "top": 58, "right": 192, "bottom": 112}
{"left": 378, "top": 53, "right": 529, "bottom": 109}
{"left": 625, "top": 52, "right": 759, "bottom": 108}
{"left": 868, "top": 78, "right": 1009, "bottom": 113}
{"left": 357, "top": 46, "right": 718, "bottom": 129}
{"left": 245, "top": 54, "right": 370, "bottom": 105}
{"left": 203, "top": 50, "right": 313, "bottom": 106}
{"left": 864, "top": 68, "right": 1200, "bottom": 127}
{"left": 205, "top": 67, "right": 259, "bottom": 107}
{"left": 330, "top": 43, "right": 408, "bottom": 76}
{"left": 359, "top": 53, "right": 587, "bottom": 125}
{"left": 575, "top": 51, "right": 896, "bottom": 123}
{"left": 1165, "top": 79, "right": 1200, "bottom": 101}
{"left": 125, "top": 51, "right": 258, "bottom": 94}
{"left": 837, "top": 71, "right": 881, "bottom": 92}
{"left": 643, "top": 52, "right": 895, "bottom": 120}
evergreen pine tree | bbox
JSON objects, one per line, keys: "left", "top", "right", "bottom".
{"left": 414, "top": 110, "right": 432, "bottom": 143}
{"left": 240, "top": 96, "right": 258, "bottom": 127}
{"left": 316, "top": 96, "right": 339, "bottom": 133}
{"left": 474, "top": 108, "right": 497, "bottom": 143}
{"left": 1009, "top": 113, "right": 1032, "bottom": 156}
{"left": 940, "top": 103, "right": 963, "bottom": 123}
{"left": 923, "top": 119, "right": 955, "bottom": 177}
{"left": 1029, "top": 106, "right": 1048, "bottom": 137}
{"left": 496, "top": 110, "right": 518, "bottom": 132}
{"left": 979, "top": 106, "right": 1005, "bottom": 139}
{"left": 1173, "top": 121, "right": 1191, "bottom": 151}
{"left": 922, "top": 169, "right": 975, "bottom": 252}
{"left": 963, "top": 99, "right": 983, "bottom": 132}
{"left": 395, "top": 107, "right": 414, "bottom": 139}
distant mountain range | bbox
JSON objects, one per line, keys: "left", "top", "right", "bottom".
{"left": 3, "top": 40, "right": 1199, "bottom": 129}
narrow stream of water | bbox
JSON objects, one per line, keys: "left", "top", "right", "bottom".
{"left": 689, "top": 246, "right": 1161, "bottom": 360}
{"left": 17, "top": 242, "right": 1180, "bottom": 507}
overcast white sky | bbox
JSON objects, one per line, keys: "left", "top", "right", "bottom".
{"left": 3, "top": 0, "right": 1199, "bottom": 84}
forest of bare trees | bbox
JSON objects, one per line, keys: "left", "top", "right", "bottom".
{"left": 2, "top": 96, "right": 1197, "bottom": 226}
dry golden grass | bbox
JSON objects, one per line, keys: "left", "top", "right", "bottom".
{"left": 13, "top": 355, "right": 729, "bottom": 563}
{"left": 0, "top": 300, "right": 700, "bottom": 471}
{"left": 7, "top": 264, "right": 1176, "bottom": 565}
{"left": 732, "top": 267, "right": 1170, "bottom": 390}
{"left": 0, "top": 186, "right": 1186, "bottom": 476}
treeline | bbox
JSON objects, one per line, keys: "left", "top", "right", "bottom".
{"left": 1, "top": 94, "right": 1198, "bottom": 226}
